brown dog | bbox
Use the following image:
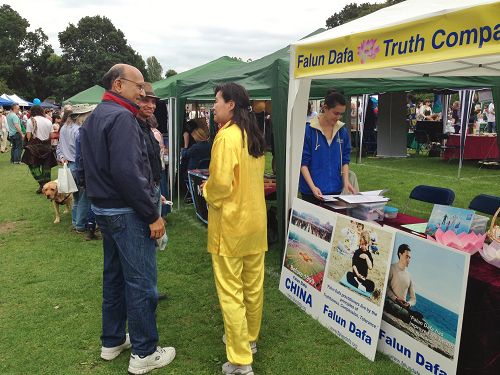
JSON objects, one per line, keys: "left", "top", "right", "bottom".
{"left": 42, "top": 180, "right": 74, "bottom": 224}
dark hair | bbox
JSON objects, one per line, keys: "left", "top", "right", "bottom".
{"left": 324, "top": 90, "right": 346, "bottom": 109}
{"left": 307, "top": 101, "right": 312, "bottom": 116}
{"left": 52, "top": 113, "right": 61, "bottom": 123}
{"left": 102, "top": 65, "right": 124, "bottom": 90}
{"left": 214, "top": 82, "right": 265, "bottom": 158}
{"left": 397, "top": 244, "right": 411, "bottom": 258}
{"left": 30, "top": 105, "right": 44, "bottom": 117}
{"left": 185, "top": 119, "right": 198, "bottom": 133}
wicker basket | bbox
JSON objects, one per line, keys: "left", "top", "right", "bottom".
{"left": 487, "top": 208, "right": 500, "bottom": 243}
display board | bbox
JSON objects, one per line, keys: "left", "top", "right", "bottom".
{"left": 279, "top": 198, "right": 396, "bottom": 360}
{"left": 378, "top": 231, "right": 470, "bottom": 375}
{"left": 279, "top": 198, "right": 470, "bottom": 372}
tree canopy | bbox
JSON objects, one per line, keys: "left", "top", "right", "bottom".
{"left": 0, "top": 6, "right": 148, "bottom": 102}
{"left": 326, "top": 0, "right": 404, "bottom": 29}
{"left": 165, "top": 69, "right": 178, "bottom": 78}
{"left": 58, "top": 16, "right": 146, "bottom": 98}
{"left": 146, "top": 56, "right": 163, "bottom": 82}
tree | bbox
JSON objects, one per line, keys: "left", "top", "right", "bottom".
{"left": 165, "top": 69, "right": 177, "bottom": 78}
{"left": 0, "top": 5, "right": 29, "bottom": 94}
{"left": 0, "top": 79, "right": 11, "bottom": 94}
{"left": 326, "top": 0, "right": 404, "bottom": 29}
{"left": 58, "top": 16, "right": 146, "bottom": 97}
{"left": 146, "top": 56, "right": 163, "bottom": 82}
{"left": 0, "top": 5, "right": 63, "bottom": 100}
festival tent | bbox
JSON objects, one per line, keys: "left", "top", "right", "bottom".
{"left": 153, "top": 56, "right": 247, "bottom": 99}
{"left": 63, "top": 85, "right": 105, "bottom": 105}
{"left": 40, "top": 101, "right": 59, "bottom": 109}
{"left": 1, "top": 94, "right": 33, "bottom": 107}
{"left": 286, "top": 0, "right": 500, "bottom": 216}
{"left": 0, "top": 96, "right": 15, "bottom": 106}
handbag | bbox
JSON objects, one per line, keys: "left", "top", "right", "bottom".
{"left": 57, "top": 163, "right": 78, "bottom": 193}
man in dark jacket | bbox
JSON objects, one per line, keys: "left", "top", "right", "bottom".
{"left": 80, "top": 64, "right": 175, "bottom": 375}
{"left": 136, "top": 82, "right": 168, "bottom": 301}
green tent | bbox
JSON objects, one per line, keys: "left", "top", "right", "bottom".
{"left": 152, "top": 56, "right": 247, "bottom": 98}
{"left": 63, "top": 85, "right": 105, "bottom": 104}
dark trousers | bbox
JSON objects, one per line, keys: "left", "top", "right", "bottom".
{"left": 10, "top": 133, "right": 22, "bottom": 163}
{"left": 346, "top": 271, "right": 375, "bottom": 292}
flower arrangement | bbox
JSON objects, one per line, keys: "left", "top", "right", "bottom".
{"left": 427, "top": 228, "right": 486, "bottom": 254}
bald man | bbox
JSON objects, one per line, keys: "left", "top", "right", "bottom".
{"left": 80, "top": 64, "right": 175, "bottom": 374}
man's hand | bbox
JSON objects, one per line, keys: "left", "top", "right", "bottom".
{"left": 149, "top": 217, "right": 165, "bottom": 239}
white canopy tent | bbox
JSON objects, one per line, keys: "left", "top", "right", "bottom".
{"left": 286, "top": 0, "right": 500, "bottom": 213}
{"left": 1, "top": 94, "right": 33, "bottom": 107}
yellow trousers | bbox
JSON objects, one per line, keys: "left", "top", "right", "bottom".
{"left": 211, "top": 252, "right": 265, "bottom": 365}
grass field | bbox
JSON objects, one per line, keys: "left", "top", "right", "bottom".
{"left": 1, "top": 149, "right": 498, "bottom": 374}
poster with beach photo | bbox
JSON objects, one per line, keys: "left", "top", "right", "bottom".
{"left": 279, "top": 198, "right": 337, "bottom": 318}
{"left": 378, "top": 231, "right": 470, "bottom": 375}
{"left": 317, "top": 213, "right": 396, "bottom": 361}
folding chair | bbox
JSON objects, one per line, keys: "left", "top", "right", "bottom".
{"left": 413, "top": 130, "right": 429, "bottom": 155}
{"left": 468, "top": 194, "right": 500, "bottom": 216}
{"left": 403, "top": 185, "right": 455, "bottom": 213}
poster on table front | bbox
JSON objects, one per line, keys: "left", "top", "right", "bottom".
{"left": 279, "top": 198, "right": 336, "bottom": 318}
{"left": 317, "top": 213, "right": 396, "bottom": 361}
{"left": 377, "top": 231, "right": 470, "bottom": 375}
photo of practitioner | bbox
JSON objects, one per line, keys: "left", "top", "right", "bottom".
{"left": 202, "top": 82, "right": 267, "bottom": 375}
{"left": 346, "top": 231, "right": 375, "bottom": 293}
{"left": 299, "top": 90, "right": 356, "bottom": 205}
{"left": 384, "top": 244, "right": 424, "bottom": 324}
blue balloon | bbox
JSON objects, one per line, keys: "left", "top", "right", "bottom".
{"left": 33, "top": 98, "right": 41, "bottom": 105}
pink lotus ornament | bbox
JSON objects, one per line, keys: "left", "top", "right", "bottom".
{"left": 427, "top": 228, "right": 486, "bottom": 254}
{"left": 357, "top": 39, "right": 380, "bottom": 64}
{"left": 479, "top": 241, "right": 500, "bottom": 268}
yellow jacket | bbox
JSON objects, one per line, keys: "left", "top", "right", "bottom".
{"left": 203, "top": 122, "right": 267, "bottom": 257}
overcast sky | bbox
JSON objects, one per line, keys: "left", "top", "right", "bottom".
{"left": 9, "top": 0, "right": 367, "bottom": 73}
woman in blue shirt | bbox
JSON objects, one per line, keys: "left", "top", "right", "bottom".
{"left": 299, "top": 90, "right": 355, "bottom": 205}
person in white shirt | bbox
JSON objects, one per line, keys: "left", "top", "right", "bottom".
{"left": 419, "top": 99, "right": 433, "bottom": 120}
{"left": 0, "top": 107, "right": 8, "bottom": 153}
{"left": 384, "top": 244, "right": 425, "bottom": 326}
{"left": 21, "top": 105, "right": 58, "bottom": 193}
{"left": 486, "top": 102, "right": 495, "bottom": 133}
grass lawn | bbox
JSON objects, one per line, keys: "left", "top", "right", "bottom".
{"left": 1, "top": 150, "right": 498, "bottom": 374}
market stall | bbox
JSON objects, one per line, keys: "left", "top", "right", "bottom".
{"left": 284, "top": 1, "right": 500, "bottom": 373}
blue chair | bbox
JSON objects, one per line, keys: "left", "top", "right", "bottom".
{"left": 468, "top": 194, "right": 500, "bottom": 216}
{"left": 404, "top": 185, "right": 455, "bottom": 213}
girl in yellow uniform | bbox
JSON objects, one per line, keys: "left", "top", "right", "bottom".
{"left": 203, "top": 83, "right": 267, "bottom": 375}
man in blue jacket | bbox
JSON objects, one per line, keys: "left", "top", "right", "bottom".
{"left": 80, "top": 64, "right": 175, "bottom": 374}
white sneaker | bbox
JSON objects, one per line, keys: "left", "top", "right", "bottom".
{"left": 222, "top": 334, "right": 257, "bottom": 354}
{"left": 222, "top": 361, "right": 254, "bottom": 375}
{"left": 100, "top": 334, "right": 131, "bottom": 360}
{"left": 128, "top": 346, "right": 176, "bottom": 375}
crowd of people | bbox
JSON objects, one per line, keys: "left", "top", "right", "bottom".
{"left": 1, "top": 64, "right": 269, "bottom": 375}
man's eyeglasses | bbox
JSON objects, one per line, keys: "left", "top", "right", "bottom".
{"left": 118, "top": 77, "right": 145, "bottom": 91}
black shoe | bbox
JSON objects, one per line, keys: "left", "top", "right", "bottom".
{"left": 85, "top": 228, "right": 101, "bottom": 241}
{"left": 158, "top": 293, "right": 167, "bottom": 301}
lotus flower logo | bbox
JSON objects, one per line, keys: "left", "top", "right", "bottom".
{"left": 357, "top": 39, "right": 380, "bottom": 64}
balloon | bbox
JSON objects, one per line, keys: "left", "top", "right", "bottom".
{"left": 33, "top": 98, "right": 41, "bottom": 105}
